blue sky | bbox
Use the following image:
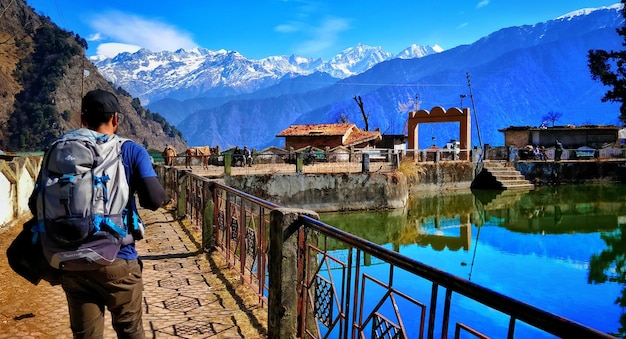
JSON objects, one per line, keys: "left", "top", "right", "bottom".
{"left": 27, "top": 0, "right": 619, "bottom": 60}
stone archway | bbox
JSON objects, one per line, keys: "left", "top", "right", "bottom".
{"left": 407, "top": 106, "right": 471, "bottom": 161}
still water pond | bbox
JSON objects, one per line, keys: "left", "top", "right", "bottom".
{"left": 319, "top": 184, "right": 625, "bottom": 337}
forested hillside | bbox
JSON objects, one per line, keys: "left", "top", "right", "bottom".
{"left": 0, "top": 0, "right": 187, "bottom": 152}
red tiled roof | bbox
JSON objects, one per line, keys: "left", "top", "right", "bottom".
{"left": 276, "top": 123, "right": 381, "bottom": 147}
{"left": 344, "top": 129, "right": 381, "bottom": 147}
{"left": 276, "top": 123, "right": 356, "bottom": 137}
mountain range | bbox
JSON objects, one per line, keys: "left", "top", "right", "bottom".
{"left": 92, "top": 43, "right": 441, "bottom": 106}
{"left": 92, "top": 4, "right": 624, "bottom": 150}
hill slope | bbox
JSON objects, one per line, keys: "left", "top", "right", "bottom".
{"left": 0, "top": 0, "right": 187, "bottom": 153}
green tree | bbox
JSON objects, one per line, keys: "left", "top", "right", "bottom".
{"left": 8, "top": 25, "right": 81, "bottom": 151}
{"left": 588, "top": 0, "right": 626, "bottom": 123}
{"left": 588, "top": 4, "right": 626, "bottom": 332}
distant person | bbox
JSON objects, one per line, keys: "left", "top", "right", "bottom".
{"left": 306, "top": 146, "right": 316, "bottom": 165}
{"left": 243, "top": 146, "right": 253, "bottom": 166}
{"left": 555, "top": 139, "right": 564, "bottom": 161}
{"left": 533, "top": 145, "right": 541, "bottom": 160}
{"left": 233, "top": 146, "right": 243, "bottom": 166}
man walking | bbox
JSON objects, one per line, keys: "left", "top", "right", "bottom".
{"left": 32, "top": 89, "right": 168, "bottom": 338}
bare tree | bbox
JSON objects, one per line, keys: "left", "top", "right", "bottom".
{"left": 353, "top": 95, "right": 370, "bottom": 131}
{"left": 541, "top": 111, "right": 563, "bottom": 127}
{"left": 396, "top": 94, "right": 419, "bottom": 113}
{"left": 397, "top": 94, "right": 420, "bottom": 135}
{"left": 336, "top": 112, "right": 350, "bottom": 123}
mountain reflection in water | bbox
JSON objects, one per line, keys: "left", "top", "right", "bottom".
{"left": 319, "top": 184, "right": 626, "bottom": 337}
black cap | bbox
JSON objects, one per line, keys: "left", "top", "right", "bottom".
{"left": 81, "top": 89, "right": 121, "bottom": 116}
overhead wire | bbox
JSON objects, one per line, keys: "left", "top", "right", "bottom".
{"left": 53, "top": 0, "right": 68, "bottom": 31}
{"left": 336, "top": 82, "right": 465, "bottom": 87}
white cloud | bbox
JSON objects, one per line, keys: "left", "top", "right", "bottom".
{"left": 274, "top": 1, "right": 349, "bottom": 58}
{"left": 275, "top": 22, "right": 301, "bottom": 33}
{"left": 96, "top": 43, "right": 142, "bottom": 58}
{"left": 87, "top": 12, "right": 197, "bottom": 57}
{"left": 86, "top": 33, "right": 102, "bottom": 42}
{"left": 477, "top": 0, "right": 489, "bottom": 8}
{"left": 294, "top": 17, "right": 350, "bottom": 57}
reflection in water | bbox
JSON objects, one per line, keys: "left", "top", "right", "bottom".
{"left": 320, "top": 184, "right": 626, "bottom": 337}
{"left": 589, "top": 218, "right": 626, "bottom": 337}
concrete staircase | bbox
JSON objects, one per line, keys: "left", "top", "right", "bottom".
{"left": 472, "top": 160, "right": 535, "bottom": 190}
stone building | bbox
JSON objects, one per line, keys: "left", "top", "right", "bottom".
{"left": 498, "top": 125, "right": 620, "bottom": 149}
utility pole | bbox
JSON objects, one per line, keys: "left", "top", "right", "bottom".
{"left": 81, "top": 49, "right": 87, "bottom": 100}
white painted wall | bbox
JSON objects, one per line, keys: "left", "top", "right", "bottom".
{"left": 0, "top": 157, "right": 41, "bottom": 229}
{"left": 0, "top": 173, "right": 14, "bottom": 226}
{"left": 17, "top": 162, "right": 36, "bottom": 215}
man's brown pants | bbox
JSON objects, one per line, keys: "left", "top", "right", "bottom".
{"left": 60, "top": 258, "right": 144, "bottom": 339}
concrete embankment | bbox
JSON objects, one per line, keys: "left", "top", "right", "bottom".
{"left": 515, "top": 160, "right": 626, "bottom": 185}
{"left": 225, "top": 162, "right": 476, "bottom": 212}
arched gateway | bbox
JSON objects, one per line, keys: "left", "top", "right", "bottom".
{"left": 407, "top": 106, "right": 471, "bottom": 160}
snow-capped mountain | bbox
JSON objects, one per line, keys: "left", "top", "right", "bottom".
{"left": 91, "top": 4, "right": 623, "bottom": 151}
{"left": 396, "top": 44, "right": 443, "bottom": 59}
{"left": 315, "top": 44, "right": 393, "bottom": 78}
{"left": 91, "top": 43, "right": 441, "bottom": 104}
{"left": 170, "top": 4, "right": 623, "bottom": 149}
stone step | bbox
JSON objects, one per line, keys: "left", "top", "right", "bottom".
{"left": 474, "top": 161, "right": 534, "bottom": 190}
{"left": 502, "top": 183, "right": 536, "bottom": 190}
{"left": 485, "top": 167, "right": 519, "bottom": 172}
{"left": 488, "top": 169, "right": 524, "bottom": 174}
{"left": 498, "top": 179, "right": 534, "bottom": 186}
{"left": 483, "top": 161, "right": 509, "bottom": 168}
{"left": 492, "top": 175, "right": 527, "bottom": 181}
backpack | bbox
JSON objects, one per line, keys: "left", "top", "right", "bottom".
{"left": 32, "top": 128, "right": 133, "bottom": 271}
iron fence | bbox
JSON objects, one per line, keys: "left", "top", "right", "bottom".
{"left": 155, "top": 165, "right": 614, "bottom": 339}
{"left": 296, "top": 215, "right": 613, "bottom": 339}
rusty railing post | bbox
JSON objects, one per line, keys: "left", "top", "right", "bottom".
{"left": 267, "top": 208, "right": 317, "bottom": 339}
{"left": 202, "top": 181, "right": 215, "bottom": 251}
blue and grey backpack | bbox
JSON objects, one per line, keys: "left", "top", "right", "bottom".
{"left": 32, "top": 128, "right": 137, "bottom": 271}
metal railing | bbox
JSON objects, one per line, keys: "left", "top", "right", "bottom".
{"left": 154, "top": 147, "right": 476, "bottom": 170}
{"left": 154, "top": 165, "right": 614, "bottom": 339}
{"left": 296, "top": 216, "right": 612, "bottom": 339}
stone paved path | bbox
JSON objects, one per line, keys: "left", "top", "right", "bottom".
{"left": 0, "top": 207, "right": 268, "bottom": 339}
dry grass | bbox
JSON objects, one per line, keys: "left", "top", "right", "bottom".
{"left": 396, "top": 159, "right": 427, "bottom": 183}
